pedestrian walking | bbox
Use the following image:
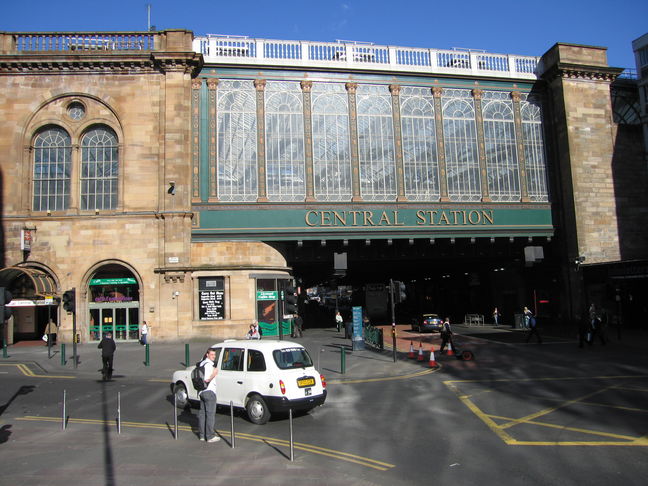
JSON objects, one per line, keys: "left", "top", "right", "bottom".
{"left": 198, "top": 348, "right": 220, "bottom": 442}
{"left": 587, "top": 304, "right": 606, "bottom": 346}
{"left": 98, "top": 331, "right": 116, "bottom": 381}
{"left": 292, "top": 313, "right": 303, "bottom": 338}
{"left": 44, "top": 318, "right": 57, "bottom": 345}
{"left": 525, "top": 312, "right": 542, "bottom": 344}
{"left": 140, "top": 320, "right": 149, "bottom": 345}
{"left": 439, "top": 317, "right": 454, "bottom": 353}
{"left": 523, "top": 306, "right": 533, "bottom": 329}
{"left": 335, "top": 311, "right": 343, "bottom": 332}
{"left": 493, "top": 307, "right": 501, "bottom": 326}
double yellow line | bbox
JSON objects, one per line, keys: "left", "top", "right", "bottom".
{"left": 0, "top": 363, "right": 75, "bottom": 379}
{"left": 17, "top": 416, "right": 395, "bottom": 471}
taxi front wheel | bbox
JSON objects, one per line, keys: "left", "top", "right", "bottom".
{"left": 246, "top": 394, "right": 270, "bottom": 425}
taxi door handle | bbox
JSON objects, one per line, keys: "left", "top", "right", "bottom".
{"left": 237, "top": 381, "right": 243, "bottom": 384}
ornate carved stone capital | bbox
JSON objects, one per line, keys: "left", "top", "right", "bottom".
{"left": 471, "top": 89, "right": 483, "bottom": 100}
{"left": 432, "top": 86, "right": 443, "bottom": 97}
{"left": 389, "top": 84, "right": 401, "bottom": 95}
{"left": 510, "top": 91, "right": 521, "bottom": 103}
{"left": 191, "top": 79, "right": 202, "bottom": 90}
{"left": 345, "top": 82, "right": 357, "bottom": 94}
{"left": 300, "top": 80, "right": 312, "bottom": 92}
{"left": 254, "top": 79, "right": 266, "bottom": 91}
{"left": 206, "top": 78, "right": 219, "bottom": 90}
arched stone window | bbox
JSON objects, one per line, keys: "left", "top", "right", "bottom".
{"left": 33, "top": 126, "right": 72, "bottom": 211}
{"left": 357, "top": 84, "right": 396, "bottom": 201}
{"left": 265, "top": 81, "right": 305, "bottom": 202}
{"left": 311, "top": 83, "right": 352, "bottom": 201}
{"left": 80, "top": 126, "right": 119, "bottom": 210}
{"left": 400, "top": 86, "right": 439, "bottom": 201}
{"left": 442, "top": 89, "right": 481, "bottom": 202}
{"left": 218, "top": 80, "right": 258, "bottom": 201}
{"left": 482, "top": 91, "right": 519, "bottom": 202}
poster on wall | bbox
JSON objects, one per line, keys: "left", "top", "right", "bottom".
{"left": 198, "top": 277, "right": 225, "bottom": 320}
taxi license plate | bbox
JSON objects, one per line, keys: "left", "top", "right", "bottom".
{"left": 297, "top": 377, "right": 315, "bottom": 388}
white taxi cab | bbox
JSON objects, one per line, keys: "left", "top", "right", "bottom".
{"left": 171, "top": 339, "right": 327, "bottom": 424}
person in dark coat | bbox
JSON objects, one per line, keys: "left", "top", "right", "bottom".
{"left": 98, "top": 331, "right": 116, "bottom": 381}
{"left": 439, "top": 317, "right": 455, "bottom": 353}
{"left": 292, "top": 313, "right": 303, "bottom": 338}
{"left": 525, "top": 312, "right": 542, "bottom": 344}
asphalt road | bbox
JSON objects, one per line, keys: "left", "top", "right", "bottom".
{"left": 1, "top": 330, "right": 647, "bottom": 486}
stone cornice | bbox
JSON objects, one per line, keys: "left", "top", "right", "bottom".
{"left": 0, "top": 51, "right": 203, "bottom": 76}
{"left": 541, "top": 62, "right": 623, "bottom": 82}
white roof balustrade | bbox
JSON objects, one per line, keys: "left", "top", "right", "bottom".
{"left": 194, "top": 35, "right": 540, "bottom": 80}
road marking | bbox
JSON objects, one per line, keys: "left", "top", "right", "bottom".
{"left": 17, "top": 415, "right": 395, "bottom": 471}
{"left": 0, "top": 363, "right": 75, "bottom": 379}
{"left": 444, "top": 375, "right": 648, "bottom": 447}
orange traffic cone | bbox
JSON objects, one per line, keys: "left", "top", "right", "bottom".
{"left": 417, "top": 342, "right": 424, "bottom": 361}
{"left": 447, "top": 341, "right": 455, "bottom": 356}
{"left": 428, "top": 345, "right": 438, "bottom": 367}
{"left": 408, "top": 341, "right": 415, "bottom": 359}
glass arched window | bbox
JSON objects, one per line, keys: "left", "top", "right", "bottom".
{"left": 442, "top": 89, "right": 481, "bottom": 202}
{"left": 400, "top": 86, "right": 439, "bottom": 201}
{"left": 521, "top": 94, "right": 549, "bottom": 202}
{"left": 311, "top": 83, "right": 352, "bottom": 201}
{"left": 81, "top": 126, "right": 119, "bottom": 210}
{"left": 265, "top": 81, "right": 305, "bottom": 202}
{"left": 33, "top": 126, "right": 72, "bottom": 211}
{"left": 482, "top": 91, "right": 519, "bottom": 202}
{"left": 357, "top": 84, "right": 396, "bottom": 201}
{"left": 218, "top": 80, "right": 258, "bottom": 202}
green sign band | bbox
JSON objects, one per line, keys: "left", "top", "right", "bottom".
{"left": 89, "top": 278, "right": 137, "bottom": 286}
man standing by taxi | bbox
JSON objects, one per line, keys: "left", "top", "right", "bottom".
{"left": 198, "top": 348, "right": 220, "bottom": 443}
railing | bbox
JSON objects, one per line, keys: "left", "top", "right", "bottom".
{"left": 194, "top": 35, "right": 540, "bottom": 79}
{"left": 12, "top": 32, "right": 155, "bottom": 52}
{"left": 364, "top": 324, "right": 384, "bottom": 350}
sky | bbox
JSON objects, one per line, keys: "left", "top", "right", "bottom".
{"left": 1, "top": 0, "right": 646, "bottom": 70}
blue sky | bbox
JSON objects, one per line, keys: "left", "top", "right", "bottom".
{"left": 1, "top": 0, "right": 646, "bottom": 69}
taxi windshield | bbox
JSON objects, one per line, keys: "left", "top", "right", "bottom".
{"left": 273, "top": 348, "right": 313, "bottom": 369}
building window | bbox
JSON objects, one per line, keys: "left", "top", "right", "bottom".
{"left": 311, "top": 83, "right": 352, "bottom": 201}
{"left": 520, "top": 94, "right": 549, "bottom": 202}
{"left": 80, "top": 126, "right": 119, "bottom": 210}
{"left": 32, "top": 126, "right": 72, "bottom": 211}
{"left": 400, "top": 86, "right": 439, "bottom": 201}
{"left": 482, "top": 91, "right": 519, "bottom": 202}
{"left": 265, "top": 81, "right": 305, "bottom": 202}
{"left": 67, "top": 101, "right": 86, "bottom": 121}
{"left": 217, "top": 80, "right": 258, "bottom": 201}
{"left": 357, "top": 84, "right": 396, "bottom": 201}
{"left": 442, "top": 89, "right": 481, "bottom": 202}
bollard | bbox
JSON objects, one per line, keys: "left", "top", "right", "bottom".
{"left": 62, "top": 389, "right": 67, "bottom": 430}
{"left": 173, "top": 392, "right": 178, "bottom": 440}
{"left": 145, "top": 344, "right": 150, "bottom": 367}
{"left": 318, "top": 348, "right": 325, "bottom": 371}
{"left": 289, "top": 408, "right": 294, "bottom": 462}
{"left": 117, "top": 391, "right": 121, "bottom": 434}
{"left": 340, "top": 345, "right": 346, "bottom": 374}
{"left": 230, "top": 401, "right": 235, "bottom": 449}
{"left": 60, "top": 343, "right": 66, "bottom": 366}
{"left": 2, "top": 342, "right": 7, "bottom": 358}
{"left": 185, "top": 343, "right": 190, "bottom": 367}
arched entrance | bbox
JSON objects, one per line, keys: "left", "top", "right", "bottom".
{"left": 86, "top": 263, "right": 141, "bottom": 342}
{"left": 0, "top": 264, "right": 59, "bottom": 344}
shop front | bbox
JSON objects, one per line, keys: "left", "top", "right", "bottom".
{"left": 88, "top": 277, "right": 140, "bottom": 341}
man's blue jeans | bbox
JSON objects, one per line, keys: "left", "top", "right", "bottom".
{"left": 198, "top": 390, "right": 217, "bottom": 440}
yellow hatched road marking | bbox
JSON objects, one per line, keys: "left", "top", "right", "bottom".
{"left": 443, "top": 376, "right": 648, "bottom": 447}
{"left": 17, "top": 416, "right": 395, "bottom": 471}
{"left": 0, "top": 363, "right": 75, "bottom": 379}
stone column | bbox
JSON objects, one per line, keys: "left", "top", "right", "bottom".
{"left": 472, "top": 88, "right": 490, "bottom": 202}
{"left": 389, "top": 84, "right": 407, "bottom": 202}
{"left": 432, "top": 87, "right": 449, "bottom": 202}
{"left": 254, "top": 79, "right": 268, "bottom": 202}
{"left": 301, "top": 80, "right": 315, "bottom": 202}
{"left": 191, "top": 78, "right": 202, "bottom": 202}
{"left": 510, "top": 91, "right": 529, "bottom": 202}
{"left": 207, "top": 78, "right": 219, "bottom": 202}
{"left": 346, "top": 82, "right": 362, "bottom": 202}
